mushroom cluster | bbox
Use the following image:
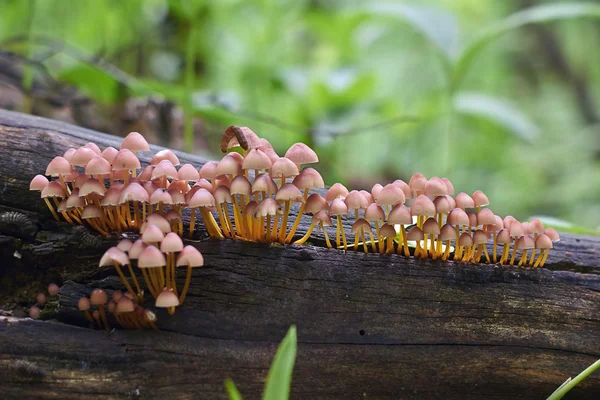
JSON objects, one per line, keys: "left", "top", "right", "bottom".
{"left": 101, "top": 230, "right": 204, "bottom": 315}
{"left": 29, "top": 126, "right": 559, "bottom": 268}
{"left": 78, "top": 288, "right": 158, "bottom": 330}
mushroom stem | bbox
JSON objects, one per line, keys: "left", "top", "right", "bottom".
{"left": 141, "top": 268, "right": 158, "bottom": 298}
{"left": 189, "top": 208, "right": 196, "bottom": 238}
{"left": 535, "top": 249, "right": 549, "bottom": 268}
{"left": 98, "top": 305, "right": 110, "bottom": 331}
{"left": 400, "top": 225, "right": 409, "bottom": 257}
{"left": 233, "top": 196, "right": 245, "bottom": 238}
{"left": 133, "top": 201, "right": 141, "bottom": 229}
{"left": 69, "top": 210, "right": 82, "bottom": 224}
{"left": 429, "top": 235, "right": 436, "bottom": 259}
{"left": 367, "top": 229, "right": 377, "bottom": 253}
{"left": 113, "top": 262, "right": 136, "bottom": 298}
{"left": 518, "top": 249, "right": 528, "bottom": 267}
{"left": 179, "top": 265, "right": 193, "bottom": 304}
{"left": 217, "top": 203, "right": 231, "bottom": 238}
{"left": 285, "top": 189, "right": 309, "bottom": 243}
{"left": 278, "top": 200, "right": 292, "bottom": 244}
{"left": 375, "top": 222, "right": 383, "bottom": 254}
{"left": 509, "top": 238, "right": 518, "bottom": 265}
{"left": 127, "top": 263, "right": 143, "bottom": 302}
{"left": 43, "top": 198, "right": 61, "bottom": 222}
{"left": 83, "top": 310, "right": 94, "bottom": 324}
{"left": 483, "top": 245, "right": 491, "bottom": 263}
{"left": 60, "top": 211, "right": 74, "bottom": 224}
{"left": 321, "top": 222, "right": 332, "bottom": 249}
{"left": 293, "top": 223, "right": 315, "bottom": 245}
{"left": 528, "top": 249, "right": 537, "bottom": 267}
{"left": 443, "top": 240, "right": 451, "bottom": 260}
{"left": 265, "top": 215, "right": 273, "bottom": 242}
{"left": 168, "top": 306, "right": 176, "bottom": 315}
{"left": 386, "top": 237, "right": 394, "bottom": 254}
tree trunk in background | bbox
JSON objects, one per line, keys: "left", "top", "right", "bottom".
{"left": 0, "top": 109, "right": 599, "bottom": 399}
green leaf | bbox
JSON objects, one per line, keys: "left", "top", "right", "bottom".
{"left": 453, "top": 92, "right": 539, "bottom": 143}
{"left": 453, "top": 2, "right": 600, "bottom": 89}
{"left": 225, "top": 379, "right": 243, "bottom": 400}
{"left": 366, "top": 3, "right": 460, "bottom": 63}
{"left": 262, "top": 326, "right": 297, "bottom": 400}
{"left": 546, "top": 359, "right": 600, "bottom": 400}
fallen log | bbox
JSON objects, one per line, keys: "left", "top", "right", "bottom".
{"left": 0, "top": 109, "right": 599, "bottom": 399}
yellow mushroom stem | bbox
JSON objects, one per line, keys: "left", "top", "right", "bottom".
{"left": 443, "top": 240, "right": 451, "bottom": 260}
{"left": 69, "top": 210, "right": 82, "bottom": 224}
{"left": 415, "top": 240, "right": 423, "bottom": 258}
{"left": 168, "top": 306, "right": 176, "bottom": 315}
{"left": 278, "top": 200, "right": 292, "bottom": 244}
{"left": 189, "top": 208, "right": 196, "bottom": 238}
{"left": 367, "top": 228, "right": 377, "bottom": 253}
{"left": 179, "top": 264, "right": 194, "bottom": 304}
{"left": 271, "top": 214, "right": 280, "bottom": 242}
{"left": 386, "top": 236, "right": 394, "bottom": 254}
{"left": 375, "top": 222, "right": 383, "bottom": 254}
{"left": 535, "top": 248, "right": 550, "bottom": 268}
{"left": 265, "top": 215, "right": 273, "bottom": 242}
{"left": 492, "top": 232, "right": 498, "bottom": 263}
{"left": 149, "top": 268, "right": 162, "bottom": 295}
{"left": 509, "top": 238, "right": 519, "bottom": 265}
{"left": 113, "top": 312, "right": 128, "bottom": 329}
{"left": 140, "top": 268, "right": 158, "bottom": 299}
{"left": 43, "top": 198, "right": 61, "bottom": 222}
{"left": 112, "top": 261, "right": 136, "bottom": 297}
{"left": 232, "top": 196, "right": 245, "bottom": 238}
{"left": 429, "top": 235, "right": 436, "bottom": 259}
{"left": 293, "top": 223, "right": 315, "bottom": 245}
{"left": 98, "top": 304, "right": 110, "bottom": 331}
{"left": 127, "top": 263, "right": 144, "bottom": 303}
{"left": 285, "top": 189, "right": 310, "bottom": 243}
{"left": 217, "top": 203, "right": 232, "bottom": 238}
{"left": 400, "top": 225, "right": 409, "bottom": 257}
{"left": 82, "top": 309, "right": 94, "bottom": 324}
{"left": 529, "top": 248, "right": 538, "bottom": 267}
{"left": 60, "top": 211, "right": 74, "bottom": 224}
{"left": 321, "top": 222, "right": 332, "bottom": 249}
{"left": 518, "top": 249, "right": 529, "bottom": 267}
{"left": 133, "top": 201, "right": 141, "bottom": 229}
{"left": 482, "top": 245, "right": 491, "bottom": 263}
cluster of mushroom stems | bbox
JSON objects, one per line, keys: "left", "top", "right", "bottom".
{"left": 29, "top": 126, "right": 561, "bottom": 327}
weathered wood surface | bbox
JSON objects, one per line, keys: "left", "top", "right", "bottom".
{"left": 0, "top": 109, "right": 599, "bottom": 399}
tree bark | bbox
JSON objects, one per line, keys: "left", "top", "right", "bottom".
{"left": 0, "top": 109, "right": 599, "bottom": 399}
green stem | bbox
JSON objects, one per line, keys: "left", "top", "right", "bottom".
{"left": 546, "top": 359, "right": 600, "bottom": 400}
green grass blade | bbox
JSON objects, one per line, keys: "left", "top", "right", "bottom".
{"left": 262, "top": 326, "right": 297, "bottom": 400}
{"left": 546, "top": 359, "right": 600, "bottom": 400}
{"left": 225, "top": 378, "right": 243, "bottom": 400}
{"left": 453, "top": 2, "right": 600, "bottom": 90}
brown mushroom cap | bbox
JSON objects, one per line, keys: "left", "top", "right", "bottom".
{"left": 117, "top": 239, "right": 133, "bottom": 253}
{"left": 71, "top": 147, "right": 96, "bottom": 167}
{"left": 305, "top": 193, "right": 328, "bottom": 214}
{"left": 79, "top": 178, "right": 106, "bottom": 197}
{"left": 503, "top": 215, "right": 517, "bottom": 229}
{"left": 119, "top": 182, "right": 149, "bottom": 204}
{"left": 176, "top": 245, "right": 204, "bottom": 267}
{"left": 230, "top": 175, "right": 252, "bottom": 196}
{"left": 370, "top": 184, "right": 383, "bottom": 200}
{"left": 292, "top": 168, "right": 325, "bottom": 190}
{"left": 329, "top": 198, "right": 349, "bottom": 216}
{"left": 45, "top": 156, "right": 72, "bottom": 177}
{"left": 439, "top": 224, "right": 457, "bottom": 241}
{"left": 242, "top": 148, "right": 272, "bottom": 171}
{"left": 143, "top": 212, "right": 172, "bottom": 233}
{"left": 344, "top": 190, "right": 368, "bottom": 211}
{"left": 155, "top": 289, "right": 180, "bottom": 308}
{"left": 36, "top": 292, "right": 46, "bottom": 305}
{"left": 152, "top": 160, "right": 178, "bottom": 180}
{"left": 410, "top": 195, "right": 435, "bottom": 217}
{"left": 100, "top": 188, "right": 121, "bottom": 207}
{"left": 128, "top": 240, "right": 146, "bottom": 260}
{"left": 99, "top": 247, "right": 130, "bottom": 267}
{"left": 48, "top": 283, "right": 60, "bottom": 296}
{"left": 121, "top": 132, "right": 150, "bottom": 153}
{"left": 116, "top": 297, "right": 136, "bottom": 313}
{"left": 198, "top": 161, "right": 219, "bottom": 181}
{"left": 433, "top": 195, "right": 454, "bottom": 215}
{"left": 161, "top": 232, "right": 184, "bottom": 253}
{"left": 151, "top": 149, "right": 180, "bottom": 166}
{"left": 252, "top": 174, "right": 278, "bottom": 195}
{"left": 543, "top": 227, "right": 560, "bottom": 242}
{"left": 81, "top": 204, "right": 104, "bottom": 219}
{"left": 441, "top": 178, "right": 455, "bottom": 195}
{"left": 351, "top": 218, "right": 372, "bottom": 234}
{"left": 138, "top": 245, "right": 167, "bottom": 268}
{"left": 392, "top": 179, "right": 413, "bottom": 199}
{"left": 255, "top": 198, "right": 279, "bottom": 217}
{"left": 406, "top": 226, "right": 424, "bottom": 241}
{"left": 29, "top": 306, "right": 41, "bottom": 319}
{"left": 517, "top": 236, "right": 535, "bottom": 250}
{"left": 312, "top": 210, "right": 333, "bottom": 227}
{"left": 150, "top": 188, "right": 173, "bottom": 206}
{"left": 424, "top": 177, "right": 447, "bottom": 197}
{"left": 455, "top": 192, "right": 475, "bottom": 209}
{"left": 458, "top": 232, "right": 473, "bottom": 247}
{"left": 216, "top": 154, "right": 243, "bottom": 177}
{"left": 472, "top": 190, "right": 489, "bottom": 207}
{"left": 422, "top": 217, "right": 440, "bottom": 235}
{"left": 326, "top": 183, "right": 349, "bottom": 202}
{"left": 85, "top": 156, "right": 111, "bottom": 177}
{"left": 284, "top": 143, "right": 319, "bottom": 165}
{"left": 78, "top": 297, "right": 91, "bottom": 311}
{"left": 213, "top": 185, "right": 233, "bottom": 204}
{"left": 177, "top": 163, "right": 200, "bottom": 181}
{"left": 112, "top": 149, "right": 141, "bottom": 171}
{"left": 477, "top": 208, "right": 496, "bottom": 226}
{"left": 41, "top": 181, "right": 66, "bottom": 198}
{"left": 509, "top": 221, "right": 524, "bottom": 238}
{"left": 379, "top": 223, "right": 397, "bottom": 238}
{"left": 271, "top": 157, "right": 299, "bottom": 178}
{"left": 496, "top": 229, "right": 511, "bottom": 244}
{"left": 408, "top": 173, "right": 427, "bottom": 194}
{"left": 529, "top": 218, "right": 545, "bottom": 234}
{"left": 188, "top": 188, "right": 216, "bottom": 208}
{"left": 473, "top": 230, "right": 489, "bottom": 245}
{"left": 90, "top": 289, "right": 108, "bottom": 306}
{"left": 535, "top": 233, "right": 553, "bottom": 249}
{"left": 387, "top": 204, "right": 412, "bottom": 225}
{"left": 364, "top": 203, "right": 385, "bottom": 222}
{"left": 375, "top": 184, "right": 405, "bottom": 207}
{"left": 30, "top": 175, "right": 50, "bottom": 191}
{"left": 275, "top": 183, "right": 304, "bottom": 203}
{"left": 141, "top": 224, "right": 165, "bottom": 243}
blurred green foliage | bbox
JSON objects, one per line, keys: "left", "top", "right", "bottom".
{"left": 1, "top": 0, "right": 600, "bottom": 230}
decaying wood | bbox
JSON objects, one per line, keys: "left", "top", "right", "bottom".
{"left": 0, "top": 109, "right": 599, "bottom": 399}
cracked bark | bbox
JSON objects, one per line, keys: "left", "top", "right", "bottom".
{"left": 0, "top": 109, "right": 599, "bottom": 399}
